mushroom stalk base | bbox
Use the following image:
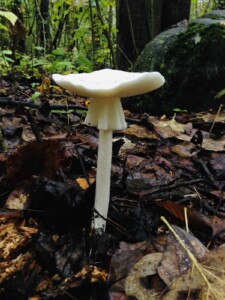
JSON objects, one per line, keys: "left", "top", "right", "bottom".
{"left": 93, "top": 129, "right": 113, "bottom": 231}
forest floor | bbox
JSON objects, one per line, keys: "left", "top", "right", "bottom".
{"left": 0, "top": 76, "right": 225, "bottom": 300}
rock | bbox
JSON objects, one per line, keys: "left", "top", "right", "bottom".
{"left": 131, "top": 10, "right": 225, "bottom": 114}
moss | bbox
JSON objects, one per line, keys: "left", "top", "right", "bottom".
{"left": 160, "top": 23, "right": 225, "bottom": 111}
{"left": 132, "top": 17, "right": 225, "bottom": 113}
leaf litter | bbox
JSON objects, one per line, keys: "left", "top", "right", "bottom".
{"left": 0, "top": 78, "right": 225, "bottom": 299}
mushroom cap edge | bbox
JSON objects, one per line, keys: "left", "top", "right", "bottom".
{"left": 52, "top": 69, "right": 165, "bottom": 98}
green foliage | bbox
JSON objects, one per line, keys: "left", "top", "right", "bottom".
{"left": 0, "top": 50, "right": 14, "bottom": 75}
{"left": 173, "top": 108, "right": 188, "bottom": 113}
{"left": 1, "top": 0, "right": 218, "bottom": 80}
{"left": 31, "top": 91, "right": 41, "bottom": 101}
{"left": 0, "top": 0, "right": 116, "bottom": 78}
{"left": 215, "top": 89, "right": 225, "bottom": 99}
{"left": 0, "top": 10, "right": 18, "bottom": 26}
{"left": 190, "top": 0, "right": 218, "bottom": 19}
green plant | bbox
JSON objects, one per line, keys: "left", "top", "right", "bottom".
{"left": 0, "top": 1, "right": 116, "bottom": 78}
{"left": 0, "top": 10, "right": 18, "bottom": 26}
{"left": 0, "top": 50, "right": 14, "bottom": 74}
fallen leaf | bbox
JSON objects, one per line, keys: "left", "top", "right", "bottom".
{"left": 172, "top": 141, "right": 198, "bottom": 157}
{"left": 209, "top": 153, "right": 225, "bottom": 179}
{"left": 156, "top": 201, "right": 212, "bottom": 234}
{"left": 162, "top": 245, "right": 225, "bottom": 300}
{"left": 125, "top": 253, "right": 163, "bottom": 300}
{"left": 123, "top": 124, "right": 157, "bottom": 139}
{"left": 22, "top": 126, "right": 37, "bottom": 142}
{"left": 158, "top": 226, "right": 208, "bottom": 285}
{"left": 76, "top": 177, "right": 95, "bottom": 190}
{"left": 202, "top": 135, "right": 225, "bottom": 152}
{"left": 148, "top": 115, "right": 191, "bottom": 138}
{"left": 124, "top": 124, "right": 157, "bottom": 139}
{"left": 200, "top": 112, "right": 225, "bottom": 123}
{"left": 75, "top": 265, "right": 108, "bottom": 283}
{"left": 0, "top": 252, "right": 33, "bottom": 283}
{"left": 157, "top": 201, "right": 225, "bottom": 238}
{"left": 109, "top": 241, "right": 148, "bottom": 291}
{"left": 5, "top": 185, "right": 30, "bottom": 210}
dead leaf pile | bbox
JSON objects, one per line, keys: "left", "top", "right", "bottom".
{"left": 0, "top": 78, "right": 225, "bottom": 299}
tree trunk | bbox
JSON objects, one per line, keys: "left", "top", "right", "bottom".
{"left": 40, "top": 0, "right": 51, "bottom": 50}
{"left": 162, "top": 0, "right": 191, "bottom": 30}
{"left": 116, "top": 0, "right": 191, "bottom": 70}
{"left": 11, "top": 0, "right": 26, "bottom": 59}
{"left": 116, "top": 0, "right": 163, "bottom": 70}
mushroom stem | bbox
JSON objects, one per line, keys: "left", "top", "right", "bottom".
{"left": 93, "top": 129, "right": 113, "bottom": 231}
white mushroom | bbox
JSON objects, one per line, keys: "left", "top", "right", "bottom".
{"left": 53, "top": 69, "right": 165, "bottom": 232}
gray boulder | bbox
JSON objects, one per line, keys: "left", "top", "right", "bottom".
{"left": 131, "top": 10, "right": 225, "bottom": 114}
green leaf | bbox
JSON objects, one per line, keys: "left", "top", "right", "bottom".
{"left": 0, "top": 11, "right": 18, "bottom": 26}
{"left": 52, "top": 48, "right": 67, "bottom": 56}
{"left": 2, "top": 50, "right": 12, "bottom": 55}
{"left": 173, "top": 108, "right": 188, "bottom": 113}
{"left": 215, "top": 89, "right": 225, "bottom": 99}
{"left": 31, "top": 91, "right": 41, "bottom": 100}
{"left": 52, "top": 109, "right": 74, "bottom": 115}
{"left": 0, "top": 23, "right": 8, "bottom": 31}
{"left": 35, "top": 46, "right": 45, "bottom": 51}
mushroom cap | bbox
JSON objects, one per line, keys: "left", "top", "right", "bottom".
{"left": 52, "top": 69, "right": 165, "bottom": 98}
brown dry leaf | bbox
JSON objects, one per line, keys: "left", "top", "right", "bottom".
{"left": 158, "top": 200, "right": 225, "bottom": 236}
{"left": 22, "top": 126, "right": 37, "bottom": 142}
{"left": 158, "top": 226, "right": 208, "bottom": 285}
{"left": 210, "top": 190, "right": 225, "bottom": 201}
{"left": 209, "top": 153, "right": 225, "bottom": 179}
{"left": 76, "top": 177, "right": 95, "bottom": 190}
{"left": 148, "top": 115, "right": 190, "bottom": 138}
{"left": 126, "top": 154, "right": 145, "bottom": 168}
{"left": 75, "top": 265, "right": 108, "bottom": 283}
{"left": 124, "top": 124, "right": 157, "bottom": 139}
{"left": 172, "top": 141, "right": 198, "bottom": 157}
{"left": 109, "top": 241, "right": 148, "bottom": 292}
{"left": 20, "top": 226, "right": 38, "bottom": 238}
{"left": 209, "top": 215, "right": 225, "bottom": 236}
{"left": 2, "top": 115, "right": 24, "bottom": 128}
{"left": 44, "top": 132, "right": 68, "bottom": 140}
{"left": 176, "top": 133, "right": 225, "bottom": 152}
{"left": 76, "top": 133, "right": 98, "bottom": 147}
{"left": 162, "top": 245, "right": 225, "bottom": 300}
{"left": 125, "top": 252, "right": 163, "bottom": 300}
{"left": 156, "top": 201, "right": 213, "bottom": 234}
{"left": 200, "top": 112, "right": 225, "bottom": 123}
{"left": 5, "top": 185, "right": 30, "bottom": 210}
{"left": 0, "top": 223, "right": 27, "bottom": 260}
{"left": 0, "top": 252, "right": 33, "bottom": 283}
{"left": 202, "top": 135, "right": 225, "bottom": 152}
{"left": 0, "top": 210, "right": 23, "bottom": 222}
{"left": 6, "top": 140, "right": 64, "bottom": 182}
{"left": 167, "top": 117, "right": 188, "bottom": 133}
{"left": 0, "top": 222, "right": 38, "bottom": 260}
{"left": 126, "top": 155, "right": 179, "bottom": 193}
{"left": 117, "top": 137, "right": 136, "bottom": 157}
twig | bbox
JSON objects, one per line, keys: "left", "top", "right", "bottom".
{"left": 95, "top": 0, "right": 117, "bottom": 69}
{"left": 35, "top": 0, "right": 47, "bottom": 55}
{"left": 0, "top": 97, "right": 88, "bottom": 112}
{"left": 25, "top": 108, "right": 42, "bottom": 142}
{"left": 125, "top": 0, "right": 138, "bottom": 56}
{"left": 138, "top": 178, "right": 205, "bottom": 198}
